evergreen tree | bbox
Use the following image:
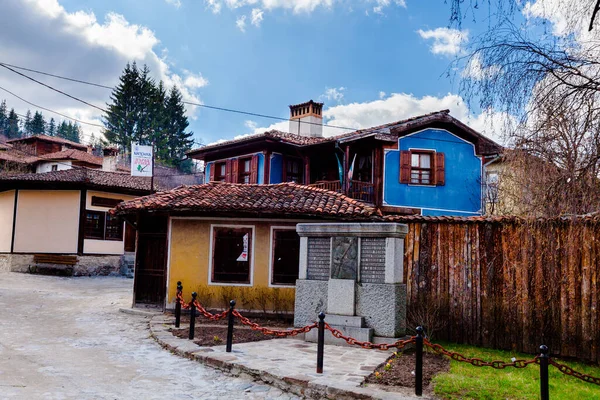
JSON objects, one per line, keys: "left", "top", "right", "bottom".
{"left": 23, "top": 110, "right": 32, "bottom": 137}
{"left": 56, "top": 121, "right": 69, "bottom": 140}
{"left": 47, "top": 118, "right": 56, "bottom": 136}
{"left": 30, "top": 111, "right": 46, "bottom": 135}
{"left": 6, "top": 109, "right": 20, "bottom": 139}
{"left": 163, "top": 86, "right": 194, "bottom": 169}
{"left": 0, "top": 100, "right": 7, "bottom": 136}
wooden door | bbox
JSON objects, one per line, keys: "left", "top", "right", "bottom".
{"left": 124, "top": 223, "right": 136, "bottom": 252}
{"left": 133, "top": 216, "right": 168, "bottom": 307}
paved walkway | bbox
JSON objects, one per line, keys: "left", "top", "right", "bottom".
{"left": 0, "top": 273, "right": 296, "bottom": 399}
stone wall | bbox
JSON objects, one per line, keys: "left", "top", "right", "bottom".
{"left": 1, "top": 253, "right": 122, "bottom": 276}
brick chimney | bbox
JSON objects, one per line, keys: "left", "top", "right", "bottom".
{"left": 289, "top": 100, "right": 323, "bottom": 137}
{"left": 102, "top": 147, "right": 119, "bottom": 172}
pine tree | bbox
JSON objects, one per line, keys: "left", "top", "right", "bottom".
{"left": 103, "top": 62, "right": 140, "bottom": 150}
{"left": 30, "top": 111, "right": 46, "bottom": 135}
{"left": 23, "top": 110, "right": 32, "bottom": 137}
{"left": 47, "top": 118, "right": 56, "bottom": 136}
{"left": 6, "top": 109, "right": 20, "bottom": 139}
{"left": 0, "top": 100, "right": 7, "bottom": 136}
{"left": 56, "top": 121, "right": 69, "bottom": 140}
{"left": 163, "top": 86, "right": 194, "bottom": 169}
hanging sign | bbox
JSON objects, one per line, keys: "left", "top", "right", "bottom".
{"left": 131, "top": 144, "right": 153, "bottom": 177}
{"left": 236, "top": 233, "right": 249, "bottom": 262}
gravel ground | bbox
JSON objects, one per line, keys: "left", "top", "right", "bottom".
{"left": 0, "top": 273, "right": 298, "bottom": 400}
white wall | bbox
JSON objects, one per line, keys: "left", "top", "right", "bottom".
{"left": 289, "top": 115, "right": 322, "bottom": 137}
{"left": 36, "top": 161, "right": 72, "bottom": 174}
{"left": 0, "top": 191, "right": 15, "bottom": 252}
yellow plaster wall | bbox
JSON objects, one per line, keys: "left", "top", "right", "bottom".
{"left": 86, "top": 190, "right": 137, "bottom": 211}
{"left": 167, "top": 219, "right": 296, "bottom": 312}
{"left": 0, "top": 190, "right": 15, "bottom": 252}
{"left": 14, "top": 190, "right": 80, "bottom": 253}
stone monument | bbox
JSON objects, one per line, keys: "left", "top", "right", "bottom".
{"left": 294, "top": 222, "right": 408, "bottom": 344}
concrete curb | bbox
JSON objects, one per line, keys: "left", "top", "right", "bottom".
{"left": 149, "top": 315, "right": 423, "bottom": 400}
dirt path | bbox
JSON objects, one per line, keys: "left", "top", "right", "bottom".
{"left": 0, "top": 273, "right": 297, "bottom": 399}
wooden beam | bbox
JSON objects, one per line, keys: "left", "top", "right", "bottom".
{"left": 264, "top": 151, "right": 271, "bottom": 184}
{"left": 77, "top": 189, "right": 87, "bottom": 255}
{"left": 10, "top": 189, "right": 18, "bottom": 253}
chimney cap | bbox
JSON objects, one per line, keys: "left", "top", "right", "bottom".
{"left": 289, "top": 99, "right": 324, "bottom": 109}
{"left": 103, "top": 147, "right": 119, "bottom": 157}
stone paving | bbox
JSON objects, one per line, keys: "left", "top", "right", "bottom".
{"left": 151, "top": 315, "right": 425, "bottom": 399}
{"left": 0, "top": 273, "right": 298, "bottom": 399}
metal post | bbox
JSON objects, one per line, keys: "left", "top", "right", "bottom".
{"left": 175, "top": 281, "right": 182, "bottom": 328}
{"left": 540, "top": 345, "right": 549, "bottom": 400}
{"left": 189, "top": 292, "right": 197, "bottom": 340}
{"left": 226, "top": 300, "right": 236, "bottom": 353}
{"left": 415, "top": 326, "right": 424, "bottom": 397}
{"left": 317, "top": 312, "right": 325, "bottom": 374}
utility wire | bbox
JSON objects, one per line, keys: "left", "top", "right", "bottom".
{"left": 0, "top": 62, "right": 113, "bottom": 90}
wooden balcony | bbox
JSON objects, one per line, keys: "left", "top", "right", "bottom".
{"left": 308, "top": 180, "right": 374, "bottom": 204}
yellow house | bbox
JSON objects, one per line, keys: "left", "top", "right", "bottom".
{"left": 0, "top": 168, "right": 154, "bottom": 275}
{"left": 114, "top": 182, "right": 378, "bottom": 310}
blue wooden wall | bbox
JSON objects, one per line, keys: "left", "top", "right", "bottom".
{"left": 204, "top": 152, "right": 265, "bottom": 184}
{"left": 383, "top": 129, "right": 482, "bottom": 216}
{"left": 269, "top": 153, "right": 283, "bottom": 184}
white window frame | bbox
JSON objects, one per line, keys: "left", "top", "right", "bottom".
{"left": 268, "top": 225, "right": 299, "bottom": 288}
{"left": 208, "top": 224, "right": 255, "bottom": 287}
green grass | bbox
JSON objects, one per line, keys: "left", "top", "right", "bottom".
{"left": 431, "top": 342, "right": 600, "bottom": 400}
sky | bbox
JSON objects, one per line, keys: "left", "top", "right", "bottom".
{"left": 0, "top": 0, "right": 544, "bottom": 148}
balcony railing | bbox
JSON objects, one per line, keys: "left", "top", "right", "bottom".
{"left": 308, "top": 180, "right": 374, "bottom": 204}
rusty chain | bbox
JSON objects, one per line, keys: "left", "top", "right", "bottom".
{"left": 549, "top": 359, "right": 600, "bottom": 386}
{"left": 176, "top": 291, "right": 191, "bottom": 310}
{"left": 192, "top": 299, "right": 229, "bottom": 321}
{"left": 423, "top": 339, "right": 540, "bottom": 369}
{"left": 232, "top": 310, "right": 317, "bottom": 337}
{"left": 325, "top": 323, "right": 416, "bottom": 350}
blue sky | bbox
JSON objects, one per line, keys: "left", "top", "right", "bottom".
{"left": 0, "top": 0, "right": 517, "bottom": 146}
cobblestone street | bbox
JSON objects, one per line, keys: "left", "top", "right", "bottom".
{"left": 0, "top": 273, "right": 298, "bottom": 400}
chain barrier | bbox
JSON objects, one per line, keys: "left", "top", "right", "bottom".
{"left": 232, "top": 310, "right": 317, "bottom": 337}
{"left": 325, "top": 323, "right": 416, "bottom": 350}
{"left": 176, "top": 291, "right": 191, "bottom": 310}
{"left": 549, "top": 359, "right": 600, "bottom": 386}
{"left": 192, "top": 299, "right": 229, "bottom": 321}
{"left": 423, "top": 339, "right": 539, "bottom": 369}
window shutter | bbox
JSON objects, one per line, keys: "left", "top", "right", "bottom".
{"left": 435, "top": 152, "right": 445, "bottom": 186}
{"left": 225, "top": 159, "right": 233, "bottom": 183}
{"left": 399, "top": 151, "right": 411, "bottom": 183}
{"left": 231, "top": 158, "right": 239, "bottom": 183}
{"left": 282, "top": 156, "right": 288, "bottom": 182}
{"left": 209, "top": 162, "right": 215, "bottom": 182}
{"left": 250, "top": 155, "right": 259, "bottom": 184}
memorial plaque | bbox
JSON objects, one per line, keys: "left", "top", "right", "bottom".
{"left": 331, "top": 237, "right": 358, "bottom": 280}
{"left": 307, "top": 237, "right": 330, "bottom": 281}
{"left": 360, "top": 238, "right": 386, "bottom": 283}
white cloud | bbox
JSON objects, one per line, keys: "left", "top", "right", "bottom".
{"left": 462, "top": 54, "right": 501, "bottom": 81}
{"left": 417, "top": 27, "right": 469, "bottom": 56}
{"left": 372, "top": 0, "right": 406, "bottom": 15}
{"left": 244, "top": 120, "right": 258, "bottom": 130}
{"left": 322, "top": 87, "right": 345, "bottom": 103}
{"left": 0, "top": 0, "right": 206, "bottom": 143}
{"left": 243, "top": 92, "right": 509, "bottom": 144}
{"left": 165, "top": 0, "right": 182, "bottom": 8}
{"left": 379, "top": 91, "right": 386, "bottom": 99}
{"left": 251, "top": 8, "right": 264, "bottom": 26}
{"left": 236, "top": 15, "right": 247, "bottom": 32}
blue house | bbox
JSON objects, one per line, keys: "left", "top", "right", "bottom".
{"left": 189, "top": 102, "right": 501, "bottom": 216}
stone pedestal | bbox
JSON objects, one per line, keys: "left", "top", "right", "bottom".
{"left": 294, "top": 222, "right": 408, "bottom": 340}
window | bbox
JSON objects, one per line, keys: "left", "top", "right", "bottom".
{"left": 239, "top": 157, "right": 251, "bottom": 184}
{"left": 400, "top": 150, "right": 445, "bottom": 186}
{"left": 284, "top": 157, "right": 303, "bottom": 183}
{"left": 271, "top": 229, "right": 300, "bottom": 285}
{"left": 51, "top": 165, "right": 58, "bottom": 172}
{"left": 215, "top": 162, "right": 226, "bottom": 182}
{"left": 410, "top": 152, "right": 433, "bottom": 185}
{"left": 211, "top": 227, "right": 253, "bottom": 284}
{"left": 84, "top": 210, "right": 123, "bottom": 241}
{"left": 91, "top": 196, "right": 123, "bottom": 208}
{"left": 84, "top": 211, "right": 105, "bottom": 239}
{"left": 486, "top": 172, "right": 499, "bottom": 201}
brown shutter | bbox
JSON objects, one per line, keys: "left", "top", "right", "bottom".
{"left": 435, "top": 152, "right": 445, "bottom": 186}
{"left": 209, "top": 162, "right": 215, "bottom": 182}
{"left": 399, "top": 150, "right": 411, "bottom": 183}
{"left": 225, "top": 159, "right": 233, "bottom": 183}
{"left": 250, "top": 155, "right": 259, "bottom": 184}
{"left": 231, "top": 158, "right": 239, "bottom": 183}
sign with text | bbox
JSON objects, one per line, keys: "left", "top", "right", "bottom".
{"left": 131, "top": 144, "right": 153, "bottom": 177}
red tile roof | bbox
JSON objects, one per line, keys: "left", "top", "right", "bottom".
{"left": 114, "top": 182, "right": 377, "bottom": 219}
{"left": 0, "top": 149, "right": 39, "bottom": 164}
{"left": 7, "top": 134, "right": 88, "bottom": 151}
{"left": 37, "top": 149, "right": 103, "bottom": 166}
{"left": 0, "top": 168, "right": 156, "bottom": 192}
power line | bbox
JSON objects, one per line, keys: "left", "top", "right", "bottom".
{"left": 0, "top": 62, "right": 113, "bottom": 90}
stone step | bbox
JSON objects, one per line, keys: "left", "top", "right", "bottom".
{"left": 305, "top": 324, "right": 373, "bottom": 347}
{"left": 324, "top": 314, "right": 366, "bottom": 328}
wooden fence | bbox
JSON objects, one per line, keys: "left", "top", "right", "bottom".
{"left": 402, "top": 219, "right": 600, "bottom": 363}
